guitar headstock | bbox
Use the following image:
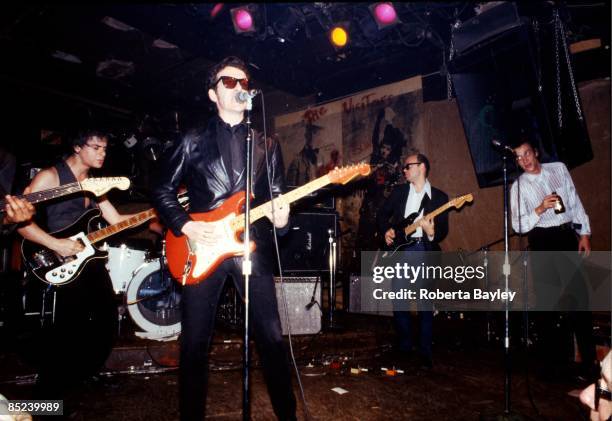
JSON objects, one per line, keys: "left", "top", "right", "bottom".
{"left": 450, "top": 193, "right": 474, "bottom": 210}
{"left": 81, "top": 177, "right": 131, "bottom": 196}
{"left": 327, "top": 163, "right": 371, "bottom": 185}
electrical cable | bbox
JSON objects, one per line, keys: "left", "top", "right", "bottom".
{"left": 258, "top": 92, "right": 313, "bottom": 421}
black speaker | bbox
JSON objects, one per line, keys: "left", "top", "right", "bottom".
{"left": 450, "top": 7, "right": 593, "bottom": 188}
{"left": 279, "top": 212, "right": 337, "bottom": 274}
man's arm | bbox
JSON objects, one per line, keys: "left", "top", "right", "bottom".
{"left": 264, "top": 136, "right": 290, "bottom": 232}
{"left": 560, "top": 164, "right": 591, "bottom": 255}
{"left": 151, "top": 137, "right": 192, "bottom": 237}
{"left": 510, "top": 181, "right": 542, "bottom": 233}
{"left": 17, "top": 169, "right": 83, "bottom": 257}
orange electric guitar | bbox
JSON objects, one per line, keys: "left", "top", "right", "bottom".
{"left": 165, "top": 163, "right": 371, "bottom": 285}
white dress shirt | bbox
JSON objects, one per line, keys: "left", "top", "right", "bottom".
{"left": 510, "top": 162, "right": 591, "bottom": 236}
{"left": 404, "top": 180, "right": 433, "bottom": 240}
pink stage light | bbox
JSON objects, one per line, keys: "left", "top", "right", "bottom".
{"left": 369, "top": 3, "right": 399, "bottom": 29}
{"left": 374, "top": 3, "right": 397, "bottom": 25}
{"left": 234, "top": 9, "right": 253, "bottom": 31}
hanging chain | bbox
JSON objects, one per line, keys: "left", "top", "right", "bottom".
{"left": 558, "top": 10, "right": 584, "bottom": 121}
{"left": 554, "top": 9, "right": 562, "bottom": 129}
{"left": 532, "top": 18, "right": 543, "bottom": 93}
{"left": 447, "top": 38, "right": 455, "bottom": 100}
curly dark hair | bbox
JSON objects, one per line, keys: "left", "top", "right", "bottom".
{"left": 206, "top": 56, "right": 250, "bottom": 91}
{"left": 72, "top": 129, "right": 108, "bottom": 147}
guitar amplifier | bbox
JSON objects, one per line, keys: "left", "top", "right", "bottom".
{"left": 279, "top": 212, "right": 337, "bottom": 274}
{"left": 348, "top": 275, "right": 393, "bottom": 316}
{"left": 275, "top": 276, "right": 322, "bottom": 335}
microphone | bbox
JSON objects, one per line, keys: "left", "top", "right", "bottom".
{"left": 235, "top": 89, "right": 260, "bottom": 103}
{"left": 305, "top": 298, "right": 315, "bottom": 310}
{"left": 491, "top": 139, "right": 515, "bottom": 155}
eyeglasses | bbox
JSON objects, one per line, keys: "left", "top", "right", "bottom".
{"left": 595, "top": 380, "right": 611, "bottom": 411}
{"left": 214, "top": 76, "right": 249, "bottom": 90}
{"left": 515, "top": 149, "right": 533, "bottom": 161}
{"left": 403, "top": 162, "right": 421, "bottom": 170}
{"left": 84, "top": 143, "right": 107, "bottom": 152}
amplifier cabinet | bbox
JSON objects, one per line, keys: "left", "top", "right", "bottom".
{"left": 275, "top": 276, "right": 322, "bottom": 335}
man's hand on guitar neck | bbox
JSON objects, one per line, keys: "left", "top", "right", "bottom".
{"left": 263, "top": 197, "right": 290, "bottom": 229}
{"left": 181, "top": 220, "right": 222, "bottom": 246}
{"left": 3, "top": 193, "right": 35, "bottom": 225}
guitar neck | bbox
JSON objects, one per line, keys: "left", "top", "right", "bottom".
{"left": 87, "top": 209, "right": 156, "bottom": 244}
{"left": 230, "top": 175, "right": 331, "bottom": 230}
{"left": 0, "top": 182, "right": 82, "bottom": 210}
{"left": 404, "top": 201, "right": 453, "bottom": 236}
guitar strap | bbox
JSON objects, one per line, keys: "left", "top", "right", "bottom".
{"left": 417, "top": 191, "right": 430, "bottom": 216}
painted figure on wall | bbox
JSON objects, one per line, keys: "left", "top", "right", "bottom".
{"left": 355, "top": 106, "right": 406, "bottom": 251}
{"left": 286, "top": 122, "right": 321, "bottom": 186}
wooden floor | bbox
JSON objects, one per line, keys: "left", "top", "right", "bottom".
{"left": 0, "top": 311, "right": 609, "bottom": 420}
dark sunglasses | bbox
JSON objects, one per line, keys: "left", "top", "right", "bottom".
{"left": 595, "top": 381, "right": 611, "bottom": 411}
{"left": 403, "top": 162, "right": 421, "bottom": 170}
{"left": 214, "top": 76, "right": 249, "bottom": 90}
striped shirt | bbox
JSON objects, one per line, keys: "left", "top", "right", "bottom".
{"left": 510, "top": 162, "right": 591, "bottom": 236}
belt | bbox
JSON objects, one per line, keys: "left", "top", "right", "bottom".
{"left": 531, "top": 222, "right": 575, "bottom": 232}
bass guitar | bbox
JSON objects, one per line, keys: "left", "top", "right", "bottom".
{"left": 381, "top": 193, "right": 473, "bottom": 259}
{"left": 22, "top": 208, "right": 157, "bottom": 286}
{"left": 165, "top": 163, "right": 371, "bottom": 285}
{"left": 0, "top": 177, "right": 130, "bottom": 214}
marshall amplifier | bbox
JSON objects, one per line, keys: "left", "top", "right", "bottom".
{"left": 275, "top": 276, "right": 322, "bottom": 335}
{"left": 279, "top": 212, "right": 337, "bottom": 274}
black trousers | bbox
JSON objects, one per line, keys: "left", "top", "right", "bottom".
{"left": 528, "top": 225, "right": 595, "bottom": 369}
{"left": 23, "top": 260, "right": 118, "bottom": 400}
{"left": 179, "top": 258, "right": 296, "bottom": 421}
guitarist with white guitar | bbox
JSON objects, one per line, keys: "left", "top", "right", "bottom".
{"left": 17, "top": 130, "right": 142, "bottom": 404}
{"left": 376, "top": 150, "right": 449, "bottom": 370}
{"left": 152, "top": 56, "right": 297, "bottom": 421}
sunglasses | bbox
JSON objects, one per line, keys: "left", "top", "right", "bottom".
{"left": 214, "top": 76, "right": 249, "bottom": 90}
{"left": 403, "top": 162, "right": 421, "bottom": 170}
{"left": 595, "top": 381, "right": 611, "bottom": 411}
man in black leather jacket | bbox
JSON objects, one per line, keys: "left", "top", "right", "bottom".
{"left": 152, "top": 56, "right": 296, "bottom": 421}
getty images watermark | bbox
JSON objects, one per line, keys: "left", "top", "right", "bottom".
{"left": 371, "top": 262, "right": 516, "bottom": 302}
{"left": 355, "top": 251, "right": 611, "bottom": 312}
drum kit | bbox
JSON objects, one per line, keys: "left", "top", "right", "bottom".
{"left": 104, "top": 241, "right": 182, "bottom": 340}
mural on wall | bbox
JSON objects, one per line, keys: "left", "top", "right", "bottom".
{"left": 274, "top": 76, "right": 423, "bottom": 273}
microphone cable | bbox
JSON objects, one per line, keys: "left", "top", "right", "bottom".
{"left": 257, "top": 91, "right": 314, "bottom": 421}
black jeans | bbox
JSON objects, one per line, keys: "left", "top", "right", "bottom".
{"left": 528, "top": 225, "right": 595, "bottom": 370}
{"left": 179, "top": 258, "right": 296, "bottom": 421}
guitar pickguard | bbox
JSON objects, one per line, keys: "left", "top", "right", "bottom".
{"left": 44, "top": 232, "right": 95, "bottom": 285}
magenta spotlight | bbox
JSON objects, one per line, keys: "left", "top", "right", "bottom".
{"left": 369, "top": 3, "right": 400, "bottom": 29}
{"left": 230, "top": 5, "right": 257, "bottom": 34}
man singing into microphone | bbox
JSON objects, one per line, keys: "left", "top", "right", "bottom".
{"left": 152, "top": 56, "right": 296, "bottom": 420}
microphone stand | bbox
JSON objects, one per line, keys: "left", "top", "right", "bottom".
{"left": 242, "top": 95, "right": 254, "bottom": 421}
{"left": 482, "top": 148, "right": 526, "bottom": 421}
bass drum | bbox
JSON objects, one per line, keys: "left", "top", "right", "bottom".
{"left": 126, "top": 258, "right": 181, "bottom": 338}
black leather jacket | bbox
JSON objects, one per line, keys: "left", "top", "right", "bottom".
{"left": 152, "top": 116, "right": 287, "bottom": 274}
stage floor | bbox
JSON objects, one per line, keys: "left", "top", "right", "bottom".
{"left": 0, "top": 311, "right": 609, "bottom": 420}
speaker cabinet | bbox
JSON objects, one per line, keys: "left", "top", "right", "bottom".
{"left": 450, "top": 6, "right": 592, "bottom": 188}
{"left": 279, "top": 212, "right": 337, "bottom": 274}
{"left": 275, "top": 276, "right": 322, "bottom": 335}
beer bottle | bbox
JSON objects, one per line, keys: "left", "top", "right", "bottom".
{"left": 551, "top": 191, "right": 566, "bottom": 214}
